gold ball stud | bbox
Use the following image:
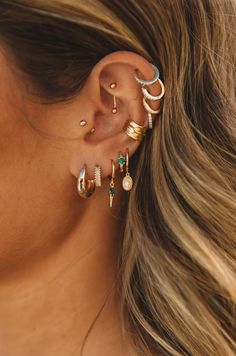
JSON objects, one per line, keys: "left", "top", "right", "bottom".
{"left": 80, "top": 120, "right": 87, "bottom": 127}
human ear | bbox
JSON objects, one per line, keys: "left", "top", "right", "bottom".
{"left": 69, "top": 51, "right": 163, "bottom": 182}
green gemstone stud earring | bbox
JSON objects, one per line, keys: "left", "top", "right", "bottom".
{"left": 118, "top": 152, "right": 125, "bottom": 172}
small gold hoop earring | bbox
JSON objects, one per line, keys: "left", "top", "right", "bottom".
{"left": 122, "top": 148, "right": 133, "bottom": 192}
{"left": 77, "top": 165, "right": 96, "bottom": 198}
{"left": 109, "top": 160, "right": 116, "bottom": 208}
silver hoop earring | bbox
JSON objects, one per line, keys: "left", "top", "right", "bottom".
{"left": 134, "top": 64, "right": 160, "bottom": 86}
{"left": 143, "top": 97, "right": 161, "bottom": 115}
{"left": 141, "top": 78, "right": 165, "bottom": 101}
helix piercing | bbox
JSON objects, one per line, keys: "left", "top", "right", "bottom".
{"left": 143, "top": 97, "right": 161, "bottom": 115}
{"left": 134, "top": 64, "right": 160, "bottom": 86}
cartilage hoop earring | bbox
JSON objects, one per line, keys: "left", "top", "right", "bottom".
{"left": 122, "top": 149, "right": 133, "bottom": 192}
{"left": 109, "top": 160, "right": 116, "bottom": 208}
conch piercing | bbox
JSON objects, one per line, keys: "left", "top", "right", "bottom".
{"left": 110, "top": 83, "right": 118, "bottom": 114}
{"left": 94, "top": 165, "right": 102, "bottom": 187}
{"left": 122, "top": 148, "right": 133, "bottom": 192}
{"left": 77, "top": 165, "right": 96, "bottom": 198}
{"left": 109, "top": 160, "right": 116, "bottom": 208}
{"left": 124, "top": 120, "right": 148, "bottom": 141}
{"left": 118, "top": 152, "right": 125, "bottom": 172}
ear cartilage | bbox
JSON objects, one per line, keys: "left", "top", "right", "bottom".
{"left": 110, "top": 83, "right": 117, "bottom": 89}
{"left": 94, "top": 165, "right": 102, "bottom": 187}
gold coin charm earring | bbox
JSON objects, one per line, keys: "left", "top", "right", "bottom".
{"left": 122, "top": 149, "right": 133, "bottom": 192}
{"left": 109, "top": 160, "right": 116, "bottom": 208}
{"left": 110, "top": 83, "right": 118, "bottom": 114}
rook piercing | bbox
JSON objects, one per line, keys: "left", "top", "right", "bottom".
{"left": 94, "top": 165, "right": 102, "bottom": 187}
{"left": 112, "top": 95, "right": 118, "bottom": 114}
{"left": 109, "top": 160, "right": 116, "bottom": 208}
{"left": 122, "top": 148, "right": 133, "bottom": 192}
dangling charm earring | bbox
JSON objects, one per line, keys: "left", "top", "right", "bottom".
{"left": 122, "top": 149, "right": 133, "bottom": 192}
{"left": 109, "top": 160, "right": 116, "bottom": 208}
{"left": 118, "top": 152, "right": 125, "bottom": 172}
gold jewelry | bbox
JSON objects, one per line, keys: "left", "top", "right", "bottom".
{"left": 118, "top": 152, "right": 125, "bottom": 172}
{"left": 110, "top": 83, "right": 118, "bottom": 114}
{"left": 122, "top": 148, "right": 133, "bottom": 192}
{"left": 94, "top": 165, "right": 102, "bottom": 187}
{"left": 124, "top": 120, "right": 148, "bottom": 141}
{"left": 109, "top": 160, "right": 116, "bottom": 208}
{"left": 77, "top": 165, "right": 96, "bottom": 198}
{"left": 90, "top": 128, "right": 95, "bottom": 134}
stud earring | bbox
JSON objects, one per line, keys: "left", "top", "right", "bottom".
{"left": 110, "top": 83, "right": 118, "bottom": 114}
{"left": 94, "top": 165, "right": 102, "bottom": 187}
{"left": 80, "top": 120, "right": 87, "bottom": 127}
{"left": 77, "top": 165, "right": 96, "bottom": 198}
{"left": 109, "top": 160, "right": 116, "bottom": 208}
{"left": 122, "top": 148, "right": 133, "bottom": 192}
{"left": 118, "top": 152, "right": 125, "bottom": 172}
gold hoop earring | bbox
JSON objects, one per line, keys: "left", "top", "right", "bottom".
{"left": 109, "top": 160, "right": 116, "bottom": 208}
{"left": 122, "top": 148, "right": 133, "bottom": 191}
{"left": 77, "top": 165, "right": 96, "bottom": 198}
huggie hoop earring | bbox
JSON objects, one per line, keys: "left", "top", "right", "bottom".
{"left": 77, "top": 165, "right": 96, "bottom": 198}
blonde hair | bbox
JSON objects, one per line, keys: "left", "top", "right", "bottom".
{"left": 0, "top": 0, "right": 236, "bottom": 354}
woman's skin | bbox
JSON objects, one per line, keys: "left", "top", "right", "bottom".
{"left": 0, "top": 48, "right": 161, "bottom": 356}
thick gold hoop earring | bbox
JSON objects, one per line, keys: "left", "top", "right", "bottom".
{"left": 77, "top": 165, "right": 96, "bottom": 198}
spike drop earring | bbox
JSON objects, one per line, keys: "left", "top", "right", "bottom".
{"left": 109, "top": 160, "right": 116, "bottom": 208}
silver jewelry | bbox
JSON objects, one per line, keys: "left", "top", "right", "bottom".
{"left": 134, "top": 64, "right": 160, "bottom": 86}
{"left": 143, "top": 97, "right": 161, "bottom": 115}
{"left": 148, "top": 113, "right": 153, "bottom": 129}
{"left": 94, "top": 165, "right": 102, "bottom": 187}
{"left": 141, "top": 78, "right": 165, "bottom": 100}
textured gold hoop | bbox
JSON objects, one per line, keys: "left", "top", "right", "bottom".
{"left": 124, "top": 120, "right": 148, "bottom": 141}
{"left": 77, "top": 165, "right": 96, "bottom": 198}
